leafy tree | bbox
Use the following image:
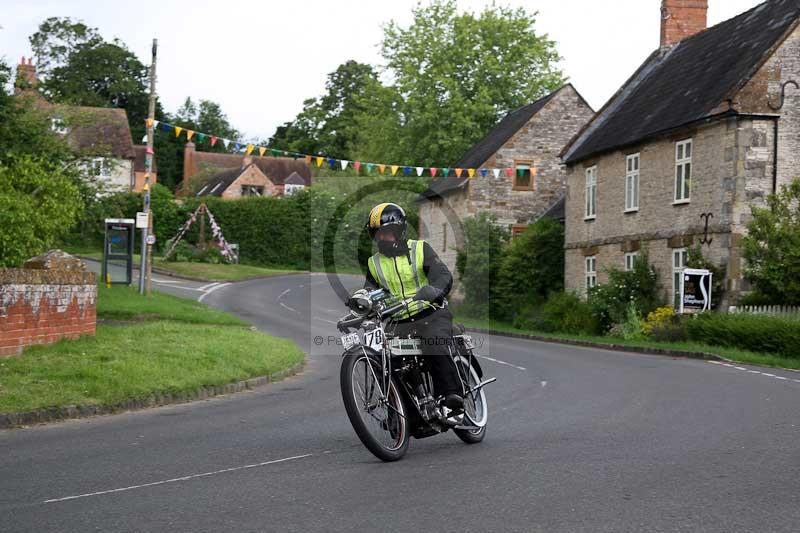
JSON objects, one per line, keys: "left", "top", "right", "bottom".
{"left": 361, "top": 0, "right": 565, "bottom": 166}
{"left": 742, "top": 180, "right": 800, "bottom": 305}
{"left": 0, "top": 154, "right": 83, "bottom": 266}
{"left": 456, "top": 213, "right": 509, "bottom": 318}
{"left": 269, "top": 61, "right": 380, "bottom": 159}
{"left": 494, "top": 218, "right": 564, "bottom": 321}
{"left": 29, "top": 16, "right": 102, "bottom": 79}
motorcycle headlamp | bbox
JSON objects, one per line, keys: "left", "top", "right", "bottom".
{"left": 347, "top": 289, "right": 373, "bottom": 316}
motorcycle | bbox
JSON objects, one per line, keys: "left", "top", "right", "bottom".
{"left": 336, "top": 288, "right": 496, "bottom": 461}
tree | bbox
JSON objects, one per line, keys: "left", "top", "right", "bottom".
{"left": 495, "top": 218, "right": 564, "bottom": 321}
{"left": 0, "top": 154, "right": 83, "bottom": 267}
{"left": 359, "top": 0, "right": 565, "bottom": 166}
{"left": 456, "top": 213, "right": 508, "bottom": 318}
{"left": 29, "top": 17, "right": 102, "bottom": 79}
{"left": 269, "top": 61, "right": 380, "bottom": 159}
{"left": 742, "top": 180, "right": 800, "bottom": 305}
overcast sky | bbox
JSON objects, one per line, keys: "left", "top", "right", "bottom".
{"left": 0, "top": 0, "right": 764, "bottom": 144}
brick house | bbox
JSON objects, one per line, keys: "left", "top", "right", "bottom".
{"left": 417, "top": 84, "right": 595, "bottom": 274}
{"left": 561, "top": 0, "right": 800, "bottom": 308}
{"left": 15, "top": 57, "right": 146, "bottom": 192}
{"left": 182, "top": 142, "right": 312, "bottom": 198}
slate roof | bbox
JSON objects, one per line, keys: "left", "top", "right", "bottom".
{"left": 563, "top": 0, "right": 800, "bottom": 164}
{"left": 196, "top": 166, "right": 245, "bottom": 197}
{"left": 538, "top": 196, "right": 565, "bottom": 223}
{"left": 189, "top": 150, "right": 312, "bottom": 186}
{"left": 419, "top": 85, "right": 572, "bottom": 201}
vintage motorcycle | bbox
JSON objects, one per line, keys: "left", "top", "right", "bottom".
{"left": 336, "top": 288, "right": 495, "bottom": 461}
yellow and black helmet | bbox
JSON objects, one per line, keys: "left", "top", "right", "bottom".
{"left": 366, "top": 203, "right": 407, "bottom": 240}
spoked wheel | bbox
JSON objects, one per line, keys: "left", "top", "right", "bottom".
{"left": 340, "top": 350, "right": 409, "bottom": 462}
{"left": 453, "top": 354, "right": 487, "bottom": 444}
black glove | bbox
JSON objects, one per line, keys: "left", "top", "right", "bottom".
{"left": 413, "top": 285, "right": 443, "bottom": 303}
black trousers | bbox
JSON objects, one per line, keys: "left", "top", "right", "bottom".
{"left": 390, "top": 308, "right": 460, "bottom": 396}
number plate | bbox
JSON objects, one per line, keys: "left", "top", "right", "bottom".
{"left": 341, "top": 333, "right": 359, "bottom": 350}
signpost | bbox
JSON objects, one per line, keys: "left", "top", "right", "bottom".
{"left": 679, "top": 268, "right": 713, "bottom": 314}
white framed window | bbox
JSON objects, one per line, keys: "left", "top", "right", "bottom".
{"left": 585, "top": 166, "right": 597, "bottom": 219}
{"left": 585, "top": 256, "right": 597, "bottom": 291}
{"left": 625, "top": 251, "right": 639, "bottom": 271}
{"left": 674, "top": 139, "right": 692, "bottom": 203}
{"left": 625, "top": 153, "right": 640, "bottom": 211}
{"left": 89, "top": 157, "right": 110, "bottom": 178}
{"left": 50, "top": 117, "right": 68, "bottom": 135}
{"left": 672, "top": 248, "right": 688, "bottom": 307}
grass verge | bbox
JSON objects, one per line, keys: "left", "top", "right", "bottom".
{"left": 0, "top": 285, "right": 304, "bottom": 413}
{"left": 455, "top": 315, "right": 800, "bottom": 371}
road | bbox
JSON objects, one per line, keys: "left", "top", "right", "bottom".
{"left": 2, "top": 270, "right": 800, "bottom": 532}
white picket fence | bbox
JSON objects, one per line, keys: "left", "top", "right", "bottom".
{"left": 728, "top": 305, "right": 800, "bottom": 318}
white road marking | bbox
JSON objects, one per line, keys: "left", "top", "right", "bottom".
{"left": 197, "top": 282, "right": 220, "bottom": 292}
{"left": 197, "top": 283, "right": 231, "bottom": 303}
{"left": 152, "top": 279, "right": 184, "bottom": 284}
{"left": 707, "top": 361, "right": 798, "bottom": 385}
{"left": 477, "top": 355, "right": 526, "bottom": 371}
{"left": 280, "top": 302, "right": 300, "bottom": 314}
{"left": 314, "top": 316, "right": 338, "bottom": 325}
{"left": 278, "top": 288, "right": 291, "bottom": 299}
{"left": 43, "top": 454, "right": 312, "bottom": 504}
{"left": 541, "top": 380, "right": 547, "bottom": 387}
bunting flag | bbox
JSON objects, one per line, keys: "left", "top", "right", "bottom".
{"left": 141, "top": 134, "right": 147, "bottom": 143}
{"left": 149, "top": 119, "right": 535, "bottom": 183}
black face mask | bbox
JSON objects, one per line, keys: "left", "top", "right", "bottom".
{"left": 378, "top": 239, "right": 408, "bottom": 257}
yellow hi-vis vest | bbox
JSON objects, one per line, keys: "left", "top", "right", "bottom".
{"left": 368, "top": 239, "right": 429, "bottom": 320}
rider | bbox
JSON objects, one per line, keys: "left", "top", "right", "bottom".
{"left": 363, "top": 202, "right": 463, "bottom": 411}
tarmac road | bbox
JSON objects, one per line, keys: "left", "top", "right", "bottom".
{"left": 1, "top": 271, "right": 799, "bottom": 532}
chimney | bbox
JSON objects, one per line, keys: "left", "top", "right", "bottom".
{"left": 14, "top": 56, "right": 38, "bottom": 93}
{"left": 181, "top": 141, "right": 196, "bottom": 194}
{"left": 661, "top": 0, "right": 708, "bottom": 48}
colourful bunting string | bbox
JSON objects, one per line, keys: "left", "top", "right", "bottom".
{"left": 340, "top": 160, "right": 349, "bottom": 170}
{"left": 391, "top": 165, "right": 399, "bottom": 176}
{"left": 431, "top": 168, "right": 438, "bottom": 177}
{"left": 354, "top": 161, "right": 362, "bottom": 172}
{"left": 186, "top": 130, "right": 195, "bottom": 141}
{"left": 416, "top": 167, "right": 423, "bottom": 177}
{"left": 505, "top": 167, "right": 514, "bottom": 177}
{"left": 379, "top": 164, "right": 386, "bottom": 174}
{"left": 480, "top": 168, "right": 488, "bottom": 178}
{"left": 305, "top": 155, "right": 312, "bottom": 165}
{"left": 222, "top": 139, "right": 230, "bottom": 149}
{"left": 492, "top": 169, "right": 501, "bottom": 179}
{"left": 259, "top": 147, "right": 266, "bottom": 157}
{"left": 210, "top": 135, "right": 218, "bottom": 147}
{"left": 316, "top": 156, "right": 324, "bottom": 167}
{"left": 442, "top": 168, "right": 450, "bottom": 177}
{"left": 174, "top": 126, "right": 183, "bottom": 137}
{"left": 196, "top": 132, "right": 206, "bottom": 143}
{"left": 246, "top": 144, "right": 254, "bottom": 155}
{"left": 468, "top": 169, "right": 476, "bottom": 178}
{"left": 455, "top": 168, "right": 463, "bottom": 178}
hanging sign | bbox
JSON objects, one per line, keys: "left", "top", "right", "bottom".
{"left": 136, "top": 211, "right": 149, "bottom": 229}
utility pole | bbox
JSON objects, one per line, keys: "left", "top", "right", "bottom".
{"left": 139, "top": 38, "right": 157, "bottom": 295}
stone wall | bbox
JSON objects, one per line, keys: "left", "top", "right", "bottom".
{"left": 468, "top": 85, "right": 595, "bottom": 228}
{"left": 417, "top": 191, "right": 469, "bottom": 296}
{"left": 221, "top": 165, "right": 280, "bottom": 199}
{"left": 0, "top": 251, "right": 96, "bottom": 357}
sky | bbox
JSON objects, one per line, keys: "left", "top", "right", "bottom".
{"left": 0, "top": 0, "right": 765, "bottom": 144}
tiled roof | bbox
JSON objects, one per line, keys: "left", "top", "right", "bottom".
{"left": 189, "top": 150, "right": 312, "bottom": 186}
{"left": 563, "top": 0, "right": 800, "bottom": 164}
{"left": 196, "top": 167, "right": 244, "bottom": 197}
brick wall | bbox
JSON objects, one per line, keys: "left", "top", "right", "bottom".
{"left": 0, "top": 251, "right": 96, "bottom": 357}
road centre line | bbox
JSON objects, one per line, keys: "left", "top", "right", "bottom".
{"left": 278, "top": 288, "right": 291, "bottom": 299}
{"left": 314, "top": 316, "right": 338, "bottom": 325}
{"left": 197, "top": 283, "right": 231, "bottom": 303}
{"left": 280, "top": 302, "right": 300, "bottom": 314}
{"left": 477, "top": 355, "right": 526, "bottom": 371}
{"left": 708, "top": 361, "right": 798, "bottom": 384}
{"left": 43, "top": 453, "right": 313, "bottom": 504}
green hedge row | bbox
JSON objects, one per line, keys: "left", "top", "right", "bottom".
{"left": 686, "top": 312, "right": 800, "bottom": 357}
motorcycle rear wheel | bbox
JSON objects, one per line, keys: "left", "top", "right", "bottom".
{"left": 340, "top": 350, "right": 409, "bottom": 462}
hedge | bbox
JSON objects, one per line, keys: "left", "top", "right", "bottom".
{"left": 686, "top": 313, "right": 800, "bottom": 357}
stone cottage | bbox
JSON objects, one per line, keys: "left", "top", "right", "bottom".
{"left": 182, "top": 142, "right": 312, "bottom": 198}
{"left": 561, "top": 0, "right": 800, "bottom": 308}
{"left": 15, "top": 57, "right": 146, "bottom": 192}
{"left": 417, "top": 84, "right": 595, "bottom": 274}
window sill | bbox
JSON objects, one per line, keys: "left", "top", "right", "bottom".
{"left": 583, "top": 216, "right": 596, "bottom": 222}
{"left": 623, "top": 208, "right": 639, "bottom": 214}
{"left": 672, "top": 199, "right": 691, "bottom": 206}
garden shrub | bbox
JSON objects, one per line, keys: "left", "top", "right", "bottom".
{"left": 455, "top": 213, "right": 508, "bottom": 319}
{"left": 686, "top": 312, "right": 800, "bottom": 357}
{"left": 643, "top": 306, "right": 688, "bottom": 342}
{"left": 535, "top": 292, "right": 599, "bottom": 335}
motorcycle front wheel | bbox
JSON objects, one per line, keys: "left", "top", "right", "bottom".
{"left": 453, "top": 354, "right": 487, "bottom": 444}
{"left": 340, "top": 350, "right": 409, "bottom": 462}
